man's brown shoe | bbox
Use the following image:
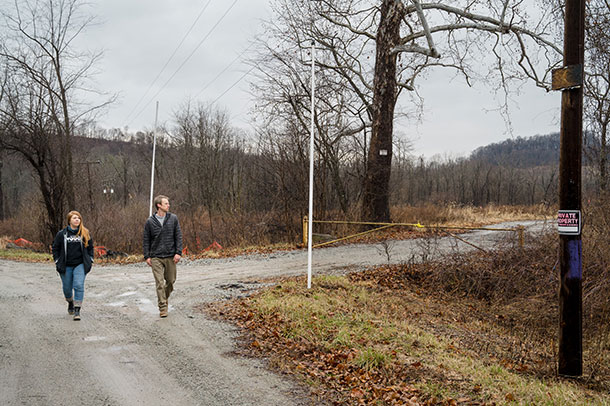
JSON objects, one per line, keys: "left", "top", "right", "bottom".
{"left": 160, "top": 309, "right": 168, "bottom": 318}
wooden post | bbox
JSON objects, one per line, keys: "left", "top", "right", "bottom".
{"left": 556, "top": 0, "right": 585, "bottom": 377}
{"left": 518, "top": 226, "right": 524, "bottom": 248}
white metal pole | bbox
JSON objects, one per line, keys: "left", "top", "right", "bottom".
{"left": 149, "top": 101, "right": 159, "bottom": 217}
{"left": 307, "top": 41, "right": 315, "bottom": 289}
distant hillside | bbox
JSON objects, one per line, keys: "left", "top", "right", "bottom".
{"left": 470, "top": 133, "right": 560, "bottom": 168}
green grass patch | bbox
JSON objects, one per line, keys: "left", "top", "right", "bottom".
{"left": 232, "top": 274, "right": 610, "bottom": 405}
{"left": 353, "top": 347, "right": 389, "bottom": 371}
{"left": 0, "top": 248, "right": 52, "bottom": 262}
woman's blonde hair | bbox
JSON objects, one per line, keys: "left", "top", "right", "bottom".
{"left": 66, "top": 210, "right": 91, "bottom": 247}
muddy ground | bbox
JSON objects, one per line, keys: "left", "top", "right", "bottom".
{"left": 0, "top": 221, "right": 549, "bottom": 405}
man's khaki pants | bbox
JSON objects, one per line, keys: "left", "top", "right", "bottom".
{"left": 151, "top": 257, "right": 176, "bottom": 311}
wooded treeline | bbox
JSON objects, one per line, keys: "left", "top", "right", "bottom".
{"left": 0, "top": 123, "right": 601, "bottom": 253}
{"left": 1, "top": 0, "right": 608, "bottom": 253}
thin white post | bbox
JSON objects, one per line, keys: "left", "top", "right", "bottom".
{"left": 307, "top": 41, "right": 315, "bottom": 289}
{"left": 149, "top": 101, "right": 159, "bottom": 217}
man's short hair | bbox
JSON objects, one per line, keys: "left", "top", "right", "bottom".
{"left": 154, "top": 195, "right": 169, "bottom": 210}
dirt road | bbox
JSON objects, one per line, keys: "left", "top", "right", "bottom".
{"left": 0, "top": 221, "right": 549, "bottom": 405}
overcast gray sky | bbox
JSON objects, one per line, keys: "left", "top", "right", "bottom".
{"left": 79, "top": 0, "right": 559, "bottom": 158}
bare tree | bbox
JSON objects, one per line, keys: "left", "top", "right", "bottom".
{"left": 253, "top": 0, "right": 563, "bottom": 221}
{"left": 171, "top": 102, "right": 247, "bottom": 240}
{"left": 250, "top": 7, "right": 373, "bottom": 214}
{"left": 584, "top": 0, "right": 610, "bottom": 193}
{"left": 0, "top": 0, "right": 113, "bottom": 238}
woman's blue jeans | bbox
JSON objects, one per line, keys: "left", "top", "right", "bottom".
{"left": 60, "top": 264, "right": 86, "bottom": 307}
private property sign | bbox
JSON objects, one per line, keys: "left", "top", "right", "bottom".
{"left": 558, "top": 210, "right": 581, "bottom": 235}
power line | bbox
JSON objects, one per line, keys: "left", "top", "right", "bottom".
{"left": 123, "top": 0, "right": 213, "bottom": 124}
{"left": 210, "top": 64, "right": 256, "bottom": 106}
{"left": 193, "top": 43, "right": 253, "bottom": 101}
{"left": 127, "top": 0, "right": 240, "bottom": 128}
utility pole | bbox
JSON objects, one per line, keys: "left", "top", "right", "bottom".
{"left": 552, "top": 0, "right": 585, "bottom": 377}
{"left": 149, "top": 101, "right": 159, "bottom": 217}
{"left": 307, "top": 0, "right": 322, "bottom": 289}
{"left": 307, "top": 40, "right": 315, "bottom": 290}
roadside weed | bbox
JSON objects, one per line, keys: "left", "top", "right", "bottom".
{"left": 353, "top": 347, "right": 389, "bottom": 371}
{"left": 236, "top": 273, "right": 610, "bottom": 405}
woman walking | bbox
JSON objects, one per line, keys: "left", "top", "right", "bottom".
{"left": 52, "top": 211, "right": 94, "bottom": 320}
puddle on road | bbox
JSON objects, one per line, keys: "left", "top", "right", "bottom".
{"left": 104, "top": 345, "right": 126, "bottom": 352}
{"left": 86, "top": 290, "right": 108, "bottom": 298}
{"left": 136, "top": 298, "right": 161, "bottom": 315}
{"left": 83, "top": 336, "right": 106, "bottom": 342}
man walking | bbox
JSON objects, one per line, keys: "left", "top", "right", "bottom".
{"left": 143, "top": 195, "right": 183, "bottom": 318}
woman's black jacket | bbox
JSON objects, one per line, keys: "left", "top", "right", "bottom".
{"left": 52, "top": 227, "right": 94, "bottom": 274}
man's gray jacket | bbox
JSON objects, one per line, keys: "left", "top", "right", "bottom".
{"left": 143, "top": 212, "right": 183, "bottom": 259}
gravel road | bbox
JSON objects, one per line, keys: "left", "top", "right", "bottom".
{"left": 0, "top": 220, "right": 550, "bottom": 405}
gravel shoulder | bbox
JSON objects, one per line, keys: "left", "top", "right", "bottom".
{"left": 0, "top": 220, "right": 551, "bottom": 405}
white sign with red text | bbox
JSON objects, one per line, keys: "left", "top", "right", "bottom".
{"left": 558, "top": 210, "right": 581, "bottom": 235}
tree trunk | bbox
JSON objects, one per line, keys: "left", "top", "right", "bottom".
{"left": 600, "top": 126, "right": 607, "bottom": 192}
{"left": 361, "top": 0, "right": 404, "bottom": 222}
{"left": 55, "top": 44, "right": 76, "bottom": 209}
{"left": 34, "top": 163, "right": 64, "bottom": 241}
{"left": 0, "top": 158, "right": 4, "bottom": 220}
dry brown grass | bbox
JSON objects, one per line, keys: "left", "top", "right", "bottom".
{"left": 311, "top": 204, "right": 553, "bottom": 247}
{"left": 581, "top": 194, "right": 610, "bottom": 381}
{"left": 0, "top": 236, "right": 12, "bottom": 250}
{"left": 0, "top": 203, "right": 553, "bottom": 255}
{"left": 206, "top": 199, "right": 609, "bottom": 405}
{"left": 208, "top": 249, "right": 609, "bottom": 404}
{"left": 390, "top": 203, "right": 554, "bottom": 227}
